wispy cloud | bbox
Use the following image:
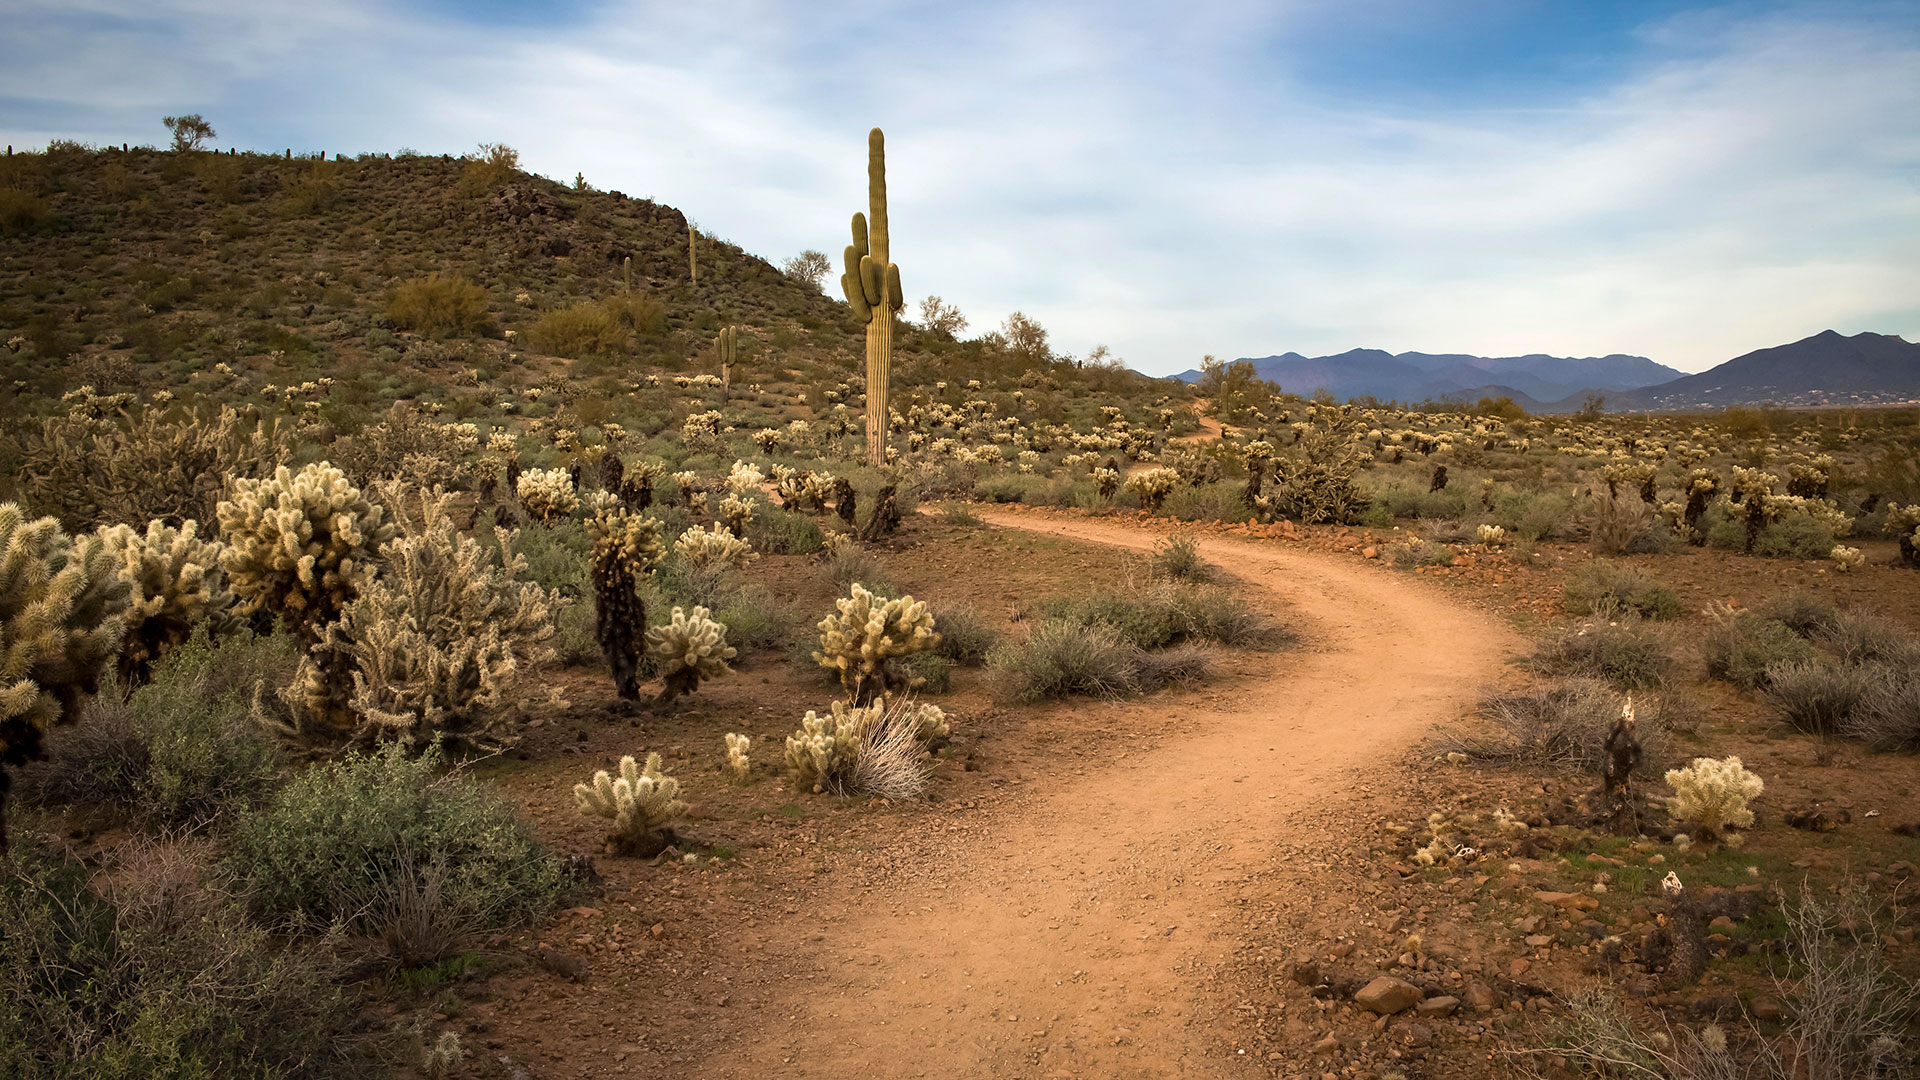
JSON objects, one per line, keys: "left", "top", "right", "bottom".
{"left": 2, "top": 1, "right": 1915, "bottom": 374}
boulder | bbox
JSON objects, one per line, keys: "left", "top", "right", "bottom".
{"left": 1354, "top": 976, "right": 1423, "bottom": 1015}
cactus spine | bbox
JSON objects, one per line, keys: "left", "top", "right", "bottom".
{"left": 716, "top": 324, "right": 739, "bottom": 404}
{"left": 841, "top": 127, "right": 905, "bottom": 468}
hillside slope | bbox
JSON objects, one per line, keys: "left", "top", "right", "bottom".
{"left": 1173, "top": 347, "right": 1679, "bottom": 405}
{"left": 1611, "top": 330, "right": 1920, "bottom": 410}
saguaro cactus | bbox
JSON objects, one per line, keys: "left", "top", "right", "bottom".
{"left": 716, "top": 324, "right": 739, "bottom": 404}
{"left": 688, "top": 225, "right": 698, "bottom": 284}
{"left": 841, "top": 127, "right": 906, "bottom": 468}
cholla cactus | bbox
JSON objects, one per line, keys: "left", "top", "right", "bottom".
{"left": 573, "top": 752, "right": 687, "bottom": 856}
{"left": 716, "top": 494, "right": 757, "bottom": 535}
{"left": 617, "top": 458, "right": 664, "bottom": 512}
{"left": 673, "top": 523, "right": 757, "bottom": 570}
{"left": 724, "top": 732, "right": 751, "bottom": 782}
{"left": 0, "top": 504, "right": 130, "bottom": 851}
{"left": 586, "top": 505, "right": 664, "bottom": 700}
{"left": 1830, "top": 545, "right": 1864, "bottom": 573}
{"left": 1123, "top": 467, "right": 1179, "bottom": 513}
{"left": 1474, "top": 523, "right": 1507, "bottom": 546}
{"left": 784, "top": 700, "right": 884, "bottom": 794}
{"left": 682, "top": 410, "right": 724, "bottom": 454}
{"left": 813, "top": 583, "right": 941, "bottom": 703}
{"left": 1664, "top": 756, "right": 1763, "bottom": 841}
{"left": 1092, "top": 467, "right": 1121, "bottom": 499}
{"left": 99, "top": 518, "right": 235, "bottom": 685}
{"left": 725, "top": 460, "right": 764, "bottom": 497}
{"left": 217, "top": 462, "right": 392, "bottom": 646}
{"left": 645, "top": 605, "right": 736, "bottom": 706}
{"left": 1885, "top": 504, "right": 1920, "bottom": 568}
{"left": 908, "top": 701, "right": 950, "bottom": 749}
{"left": 751, "top": 429, "right": 780, "bottom": 453}
{"left": 284, "top": 486, "right": 560, "bottom": 751}
{"left": 516, "top": 468, "right": 577, "bottom": 523}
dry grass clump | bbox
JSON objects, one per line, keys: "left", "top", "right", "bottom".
{"left": 1763, "top": 660, "right": 1882, "bottom": 737}
{"left": 986, "top": 619, "right": 1140, "bottom": 703}
{"left": 1587, "top": 491, "right": 1658, "bottom": 555}
{"left": 1562, "top": 560, "right": 1682, "bottom": 620}
{"left": 1527, "top": 609, "right": 1672, "bottom": 691}
{"left": 1149, "top": 532, "right": 1212, "bottom": 582}
{"left": 527, "top": 300, "right": 623, "bottom": 358}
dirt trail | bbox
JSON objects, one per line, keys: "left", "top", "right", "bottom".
{"left": 689, "top": 511, "right": 1518, "bottom": 1078}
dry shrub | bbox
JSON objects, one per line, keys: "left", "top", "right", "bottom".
{"left": 1527, "top": 609, "right": 1672, "bottom": 690}
{"left": 986, "top": 618, "right": 1137, "bottom": 703}
{"left": 1440, "top": 678, "right": 1677, "bottom": 772}
{"left": 1763, "top": 659, "right": 1880, "bottom": 736}
{"left": 1563, "top": 560, "right": 1682, "bottom": 620}
{"left": 527, "top": 300, "right": 623, "bottom": 358}
{"left": 1588, "top": 491, "right": 1655, "bottom": 555}
{"left": 1703, "top": 608, "right": 1817, "bottom": 690}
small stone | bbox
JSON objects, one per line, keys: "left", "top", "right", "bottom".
{"left": 650, "top": 923, "right": 666, "bottom": 939}
{"left": 1709, "top": 916, "right": 1738, "bottom": 933}
{"left": 1464, "top": 981, "right": 1496, "bottom": 1010}
{"left": 1391, "top": 1021, "right": 1434, "bottom": 1048}
{"left": 1524, "top": 934, "right": 1552, "bottom": 947}
{"left": 1354, "top": 976, "right": 1423, "bottom": 1015}
{"left": 1751, "top": 999, "right": 1783, "bottom": 1021}
{"left": 1416, "top": 995, "right": 1459, "bottom": 1018}
{"left": 1509, "top": 957, "right": 1531, "bottom": 977}
{"left": 1329, "top": 942, "right": 1356, "bottom": 958}
{"left": 1312, "top": 1033, "right": 1341, "bottom": 1055}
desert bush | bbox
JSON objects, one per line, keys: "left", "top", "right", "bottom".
{"left": 1389, "top": 539, "right": 1455, "bottom": 568}
{"left": 326, "top": 403, "right": 478, "bottom": 489}
{"left": 1161, "top": 481, "right": 1249, "bottom": 523}
{"left": 1758, "top": 591, "right": 1843, "bottom": 639}
{"left": 0, "top": 504, "right": 130, "bottom": 850}
{"left": 1042, "top": 580, "right": 1281, "bottom": 649}
{"left": 0, "top": 187, "right": 52, "bottom": 235}
{"left": 1848, "top": 674, "right": 1920, "bottom": 750}
{"left": 1763, "top": 658, "right": 1881, "bottom": 736}
{"left": 821, "top": 542, "right": 897, "bottom": 595}
{"left": 1703, "top": 607, "right": 1818, "bottom": 690}
{"left": 1562, "top": 560, "right": 1682, "bottom": 620}
{"left": 1149, "top": 532, "right": 1211, "bottom": 582}
{"left": 931, "top": 604, "right": 998, "bottom": 665}
{"left": 1588, "top": 492, "right": 1656, "bottom": 555}
{"left": 712, "top": 583, "right": 782, "bottom": 653}
{"left": 813, "top": 583, "right": 941, "bottom": 703}
{"left": 218, "top": 462, "right": 392, "bottom": 647}
{"left": 1527, "top": 610, "right": 1671, "bottom": 690}
{"left": 985, "top": 619, "right": 1138, "bottom": 702}
{"left": 224, "top": 742, "right": 567, "bottom": 942}
{"left": 573, "top": 752, "right": 686, "bottom": 857}
{"left": 1441, "top": 679, "right": 1676, "bottom": 773}
{"left": 1753, "top": 513, "right": 1840, "bottom": 560}
{"left": 645, "top": 605, "right": 735, "bottom": 705}
{"left": 1265, "top": 424, "right": 1370, "bottom": 524}
{"left": 0, "top": 837, "right": 356, "bottom": 1079}
{"left": 1664, "top": 756, "right": 1763, "bottom": 840}
{"left": 7, "top": 405, "right": 292, "bottom": 531}
{"left": 1816, "top": 608, "right": 1920, "bottom": 668}
{"left": 747, "top": 503, "right": 824, "bottom": 554}
{"left": 528, "top": 300, "right": 623, "bottom": 358}
{"left": 387, "top": 274, "right": 492, "bottom": 338}
{"left": 18, "top": 629, "right": 288, "bottom": 828}
{"left": 1493, "top": 489, "right": 1577, "bottom": 541}
{"left": 282, "top": 487, "right": 559, "bottom": 751}
{"left": 1127, "top": 642, "right": 1219, "bottom": 690}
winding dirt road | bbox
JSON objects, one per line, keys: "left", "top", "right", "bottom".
{"left": 688, "top": 510, "right": 1519, "bottom": 1078}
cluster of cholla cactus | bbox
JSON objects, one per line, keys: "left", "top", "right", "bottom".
{"left": 644, "top": 605, "right": 736, "bottom": 706}
{"left": 1886, "top": 503, "right": 1920, "bottom": 568}
{"left": 1123, "top": 467, "right": 1179, "bottom": 513}
{"left": 573, "top": 752, "right": 687, "bottom": 856}
{"left": 0, "top": 504, "right": 131, "bottom": 850}
{"left": 516, "top": 467, "right": 578, "bottom": 523}
{"left": 673, "top": 523, "right": 758, "bottom": 570}
{"left": 286, "top": 486, "right": 560, "bottom": 751}
{"left": 813, "top": 583, "right": 940, "bottom": 702}
{"left": 617, "top": 458, "right": 664, "bottom": 512}
{"left": 785, "top": 700, "right": 881, "bottom": 794}
{"left": 782, "top": 697, "right": 946, "bottom": 797}
{"left": 99, "top": 518, "right": 235, "bottom": 685}
{"left": 724, "top": 732, "right": 751, "bottom": 782}
{"left": 682, "top": 410, "right": 725, "bottom": 455}
{"left": 586, "top": 503, "right": 664, "bottom": 700}
{"left": 1600, "top": 460, "right": 1658, "bottom": 503}
{"left": 218, "top": 462, "right": 393, "bottom": 647}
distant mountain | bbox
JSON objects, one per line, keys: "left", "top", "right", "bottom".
{"left": 1607, "top": 331, "right": 1920, "bottom": 411}
{"left": 1173, "top": 348, "right": 1683, "bottom": 406}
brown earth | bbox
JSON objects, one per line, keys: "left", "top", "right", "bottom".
{"left": 563, "top": 507, "right": 1522, "bottom": 1078}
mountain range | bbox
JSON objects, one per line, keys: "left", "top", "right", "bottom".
{"left": 1175, "top": 331, "right": 1920, "bottom": 412}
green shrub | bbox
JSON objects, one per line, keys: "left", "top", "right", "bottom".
{"left": 0, "top": 838, "right": 355, "bottom": 1079}
{"left": 387, "top": 274, "right": 491, "bottom": 338}
{"left": 973, "top": 473, "right": 1052, "bottom": 504}
{"left": 1150, "top": 533, "right": 1211, "bottom": 582}
{"left": 1703, "top": 610, "right": 1818, "bottom": 690}
{"left": 1390, "top": 539, "right": 1455, "bottom": 568}
{"left": 551, "top": 599, "right": 599, "bottom": 666}
{"left": 1758, "top": 591, "right": 1843, "bottom": 638}
{"left": 1040, "top": 581, "right": 1284, "bottom": 649}
{"left": 939, "top": 502, "right": 982, "bottom": 526}
{"left": 1562, "top": 561, "right": 1682, "bottom": 620}
{"left": 1493, "top": 490, "right": 1577, "bottom": 541}
{"left": 713, "top": 584, "right": 783, "bottom": 653}
{"left": 748, "top": 504, "right": 824, "bottom": 554}
{"left": 224, "top": 743, "right": 567, "bottom": 950}
{"left": 0, "top": 188, "right": 52, "bottom": 235}
{"left": 1127, "top": 643, "right": 1218, "bottom": 690}
{"left": 1527, "top": 611, "right": 1671, "bottom": 690}
{"left": 527, "top": 301, "right": 623, "bottom": 358}
{"left": 1816, "top": 609, "right": 1920, "bottom": 668}
{"left": 932, "top": 605, "right": 999, "bottom": 665}
{"left": 1753, "top": 514, "right": 1839, "bottom": 559}
{"left": 985, "top": 619, "right": 1137, "bottom": 702}
{"left": 1763, "top": 659, "right": 1879, "bottom": 736}
{"left": 506, "top": 519, "right": 589, "bottom": 598}
{"left": 1849, "top": 674, "right": 1920, "bottom": 750}
{"left": 898, "top": 651, "right": 954, "bottom": 694}
{"left": 18, "top": 629, "right": 289, "bottom": 827}
{"left": 822, "top": 544, "right": 897, "bottom": 595}
{"left": 1161, "top": 482, "right": 1249, "bottom": 523}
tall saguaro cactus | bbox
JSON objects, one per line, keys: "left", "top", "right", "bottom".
{"left": 841, "top": 127, "right": 905, "bottom": 468}
{"left": 715, "top": 324, "right": 739, "bottom": 404}
{"left": 688, "top": 225, "right": 698, "bottom": 284}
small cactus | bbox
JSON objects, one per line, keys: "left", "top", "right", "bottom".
{"left": 813, "top": 583, "right": 940, "bottom": 703}
{"left": 645, "top": 605, "right": 736, "bottom": 706}
{"left": 724, "top": 732, "right": 751, "bottom": 783}
{"left": 573, "top": 752, "right": 687, "bottom": 856}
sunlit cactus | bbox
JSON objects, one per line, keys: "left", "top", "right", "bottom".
{"left": 645, "top": 605, "right": 736, "bottom": 706}
{"left": 574, "top": 751, "right": 686, "bottom": 856}
{"left": 840, "top": 127, "right": 906, "bottom": 467}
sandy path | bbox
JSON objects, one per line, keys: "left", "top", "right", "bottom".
{"left": 689, "top": 510, "right": 1518, "bottom": 1078}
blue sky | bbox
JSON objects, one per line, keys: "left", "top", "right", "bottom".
{"left": 3, "top": 1, "right": 1917, "bottom": 375}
